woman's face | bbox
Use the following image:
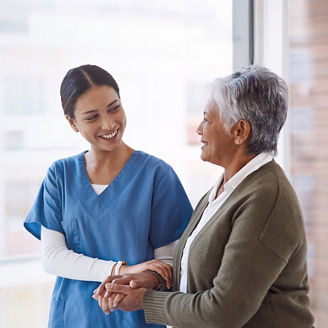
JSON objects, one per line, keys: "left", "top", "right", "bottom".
{"left": 196, "top": 98, "right": 235, "bottom": 166}
{"left": 67, "top": 85, "right": 127, "bottom": 153}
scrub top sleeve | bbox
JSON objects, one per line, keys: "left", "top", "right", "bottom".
{"left": 24, "top": 164, "right": 64, "bottom": 240}
{"left": 149, "top": 166, "right": 192, "bottom": 249}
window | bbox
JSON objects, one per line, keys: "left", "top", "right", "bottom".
{"left": 0, "top": 1, "right": 233, "bottom": 326}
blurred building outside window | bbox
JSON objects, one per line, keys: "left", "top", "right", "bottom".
{"left": 288, "top": 0, "right": 328, "bottom": 327}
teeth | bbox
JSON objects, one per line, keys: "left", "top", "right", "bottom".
{"left": 102, "top": 130, "right": 118, "bottom": 139}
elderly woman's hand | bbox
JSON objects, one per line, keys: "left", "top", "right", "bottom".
{"left": 120, "top": 259, "right": 172, "bottom": 289}
{"left": 105, "top": 283, "right": 146, "bottom": 312}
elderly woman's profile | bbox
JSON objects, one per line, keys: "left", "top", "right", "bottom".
{"left": 94, "top": 65, "right": 315, "bottom": 328}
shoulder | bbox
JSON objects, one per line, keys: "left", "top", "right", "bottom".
{"left": 238, "top": 160, "right": 299, "bottom": 208}
{"left": 132, "top": 151, "right": 170, "bottom": 168}
{"left": 48, "top": 152, "right": 84, "bottom": 177}
{"left": 232, "top": 160, "right": 305, "bottom": 257}
{"left": 132, "top": 151, "right": 175, "bottom": 180}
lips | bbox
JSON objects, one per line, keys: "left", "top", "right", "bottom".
{"left": 201, "top": 140, "right": 208, "bottom": 148}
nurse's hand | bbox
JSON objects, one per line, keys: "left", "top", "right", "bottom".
{"left": 120, "top": 259, "right": 172, "bottom": 289}
{"left": 96, "top": 291, "right": 123, "bottom": 315}
{"left": 92, "top": 275, "right": 124, "bottom": 314}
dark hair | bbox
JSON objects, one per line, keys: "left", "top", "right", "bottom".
{"left": 60, "top": 64, "right": 120, "bottom": 119}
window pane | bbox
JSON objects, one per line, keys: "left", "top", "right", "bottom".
{"left": 0, "top": 1, "right": 232, "bottom": 327}
{"left": 0, "top": 0, "right": 232, "bottom": 258}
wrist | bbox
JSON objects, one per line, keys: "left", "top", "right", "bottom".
{"left": 112, "top": 261, "right": 127, "bottom": 275}
{"left": 145, "top": 271, "right": 166, "bottom": 290}
{"left": 118, "top": 263, "right": 128, "bottom": 275}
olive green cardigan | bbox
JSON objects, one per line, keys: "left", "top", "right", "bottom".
{"left": 143, "top": 160, "right": 315, "bottom": 328}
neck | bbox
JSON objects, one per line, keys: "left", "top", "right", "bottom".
{"left": 222, "top": 152, "right": 257, "bottom": 184}
{"left": 86, "top": 143, "right": 134, "bottom": 168}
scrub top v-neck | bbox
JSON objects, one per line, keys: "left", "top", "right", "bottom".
{"left": 25, "top": 150, "right": 192, "bottom": 328}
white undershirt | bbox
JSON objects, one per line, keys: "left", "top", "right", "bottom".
{"left": 41, "top": 184, "right": 177, "bottom": 282}
{"left": 179, "top": 153, "right": 273, "bottom": 292}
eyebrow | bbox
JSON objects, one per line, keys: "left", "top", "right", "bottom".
{"left": 82, "top": 99, "right": 119, "bottom": 115}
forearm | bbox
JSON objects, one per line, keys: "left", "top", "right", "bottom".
{"left": 154, "top": 240, "right": 178, "bottom": 267}
{"left": 143, "top": 241, "right": 286, "bottom": 328}
{"left": 41, "top": 227, "right": 175, "bottom": 283}
{"left": 41, "top": 226, "right": 115, "bottom": 282}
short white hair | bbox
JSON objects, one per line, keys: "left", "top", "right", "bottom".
{"left": 212, "top": 65, "right": 288, "bottom": 155}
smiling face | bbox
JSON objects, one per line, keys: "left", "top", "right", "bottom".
{"left": 66, "top": 85, "right": 126, "bottom": 153}
{"left": 196, "top": 98, "right": 236, "bottom": 167}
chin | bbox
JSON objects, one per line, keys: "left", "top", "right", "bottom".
{"left": 200, "top": 152, "right": 209, "bottom": 162}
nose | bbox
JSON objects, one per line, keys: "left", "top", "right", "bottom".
{"left": 100, "top": 116, "right": 115, "bottom": 131}
{"left": 196, "top": 120, "right": 203, "bottom": 135}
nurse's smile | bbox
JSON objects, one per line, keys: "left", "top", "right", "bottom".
{"left": 100, "top": 129, "right": 118, "bottom": 140}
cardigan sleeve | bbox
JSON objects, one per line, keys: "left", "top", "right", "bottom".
{"left": 143, "top": 241, "right": 287, "bottom": 328}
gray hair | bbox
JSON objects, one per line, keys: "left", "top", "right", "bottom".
{"left": 212, "top": 65, "right": 288, "bottom": 155}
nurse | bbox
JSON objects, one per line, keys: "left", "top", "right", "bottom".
{"left": 24, "top": 64, "right": 192, "bottom": 327}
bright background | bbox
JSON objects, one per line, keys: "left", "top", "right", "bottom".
{"left": 0, "top": 1, "right": 232, "bottom": 327}
{"left": 1, "top": 0, "right": 328, "bottom": 327}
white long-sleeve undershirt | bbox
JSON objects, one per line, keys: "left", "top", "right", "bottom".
{"left": 41, "top": 227, "right": 177, "bottom": 282}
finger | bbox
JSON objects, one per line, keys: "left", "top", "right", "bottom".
{"left": 147, "top": 263, "right": 171, "bottom": 286}
{"left": 102, "top": 296, "right": 111, "bottom": 315}
{"left": 99, "top": 296, "right": 109, "bottom": 315}
{"left": 113, "top": 293, "right": 125, "bottom": 308}
{"left": 130, "top": 280, "right": 144, "bottom": 288}
{"left": 158, "top": 262, "right": 172, "bottom": 287}
{"left": 104, "top": 290, "right": 113, "bottom": 298}
{"left": 167, "top": 265, "right": 173, "bottom": 288}
{"left": 107, "top": 283, "right": 131, "bottom": 294}
{"left": 152, "top": 263, "right": 173, "bottom": 289}
{"left": 111, "top": 276, "right": 134, "bottom": 286}
{"left": 97, "top": 276, "right": 115, "bottom": 295}
{"left": 149, "top": 260, "right": 171, "bottom": 276}
{"left": 155, "top": 263, "right": 172, "bottom": 288}
{"left": 97, "top": 275, "right": 120, "bottom": 296}
{"left": 96, "top": 282, "right": 106, "bottom": 296}
{"left": 108, "top": 294, "right": 115, "bottom": 312}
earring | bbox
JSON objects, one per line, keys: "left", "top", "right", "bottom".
{"left": 235, "top": 139, "right": 240, "bottom": 145}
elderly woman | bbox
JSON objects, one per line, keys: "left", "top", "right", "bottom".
{"left": 93, "top": 65, "right": 315, "bottom": 328}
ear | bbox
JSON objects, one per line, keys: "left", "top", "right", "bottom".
{"left": 231, "top": 119, "right": 251, "bottom": 145}
{"left": 65, "top": 115, "right": 79, "bottom": 132}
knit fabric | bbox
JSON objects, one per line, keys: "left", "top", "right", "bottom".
{"left": 143, "top": 160, "right": 315, "bottom": 328}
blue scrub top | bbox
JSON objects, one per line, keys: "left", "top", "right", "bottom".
{"left": 24, "top": 151, "right": 192, "bottom": 328}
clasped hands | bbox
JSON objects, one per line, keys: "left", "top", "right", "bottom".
{"left": 93, "top": 260, "right": 172, "bottom": 315}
